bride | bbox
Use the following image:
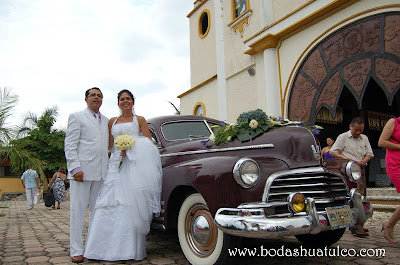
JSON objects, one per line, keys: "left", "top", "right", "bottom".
{"left": 84, "top": 89, "right": 162, "bottom": 261}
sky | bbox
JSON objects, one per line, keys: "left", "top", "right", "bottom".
{"left": 0, "top": 0, "right": 193, "bottom": 130}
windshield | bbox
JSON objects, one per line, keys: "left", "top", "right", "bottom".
{"left": 161, "top": 121, "right": 212, "bottom": 141}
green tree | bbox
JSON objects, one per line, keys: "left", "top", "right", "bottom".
{"left": 13, "top": 106, "right": 66, "bottom": 179}
{"left": 0, "top": 87, "right": 18, "bottom": 145}
{"left": 0, "top": 87, "right": 46, "bottom": 177}
{"left": 17, "top": 106, "right": 59, "bottom": 137}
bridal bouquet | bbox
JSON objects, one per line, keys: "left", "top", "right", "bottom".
{"left": 115, "top": 134, "right": 136, "bottom": 171}
{"left": 115, "top": 134, "right": 136, "bottom": 150}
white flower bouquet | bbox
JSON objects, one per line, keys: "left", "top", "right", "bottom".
{"left": 114, "top": 134, "right": 136, "bottom": 150}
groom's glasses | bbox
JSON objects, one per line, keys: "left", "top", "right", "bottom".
{"left": 87, "top": 93, "right": 103, "bottom": 98}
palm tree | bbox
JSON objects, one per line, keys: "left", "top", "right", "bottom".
{"left": 17, "top": 106, "right": 59, "bottom": 137}
{"left": 0, "top": 87, "right": 18, "bottom": 145}
{"left": 0, "top": 88, "right": 45, "bottom": 177}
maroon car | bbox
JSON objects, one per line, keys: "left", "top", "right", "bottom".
{"left": 147, "top": 115, "right": 372, "bottom": 265}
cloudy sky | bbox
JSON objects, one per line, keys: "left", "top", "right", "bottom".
{"left": 0, "top": 0, "right": 193, "bottom": 130}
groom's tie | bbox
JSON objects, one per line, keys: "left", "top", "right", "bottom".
{"left": 94, "top": 113, "right": 100, "bottom": 125}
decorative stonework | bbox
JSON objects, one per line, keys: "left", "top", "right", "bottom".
{"left": 289, "top": 12, "right": 400, "bottom": 123}
{"left": 316, "top": 71, "right": 341, "bottom": 110}
{"left": 321, "top": 18, "right": 380, "bottom": 70}
{"left": 375, "top": 58, "right": 400, "bottom": 93}
{"left": 385, "top": 15, "right": 400, "bottom": 55}
{"left": 343, "top": 58, "right": 371, "bottom": 96}
{"left": 302, "top": 49, "right": 327, "bottom": 86}
{"left": 289, "top": 74, "right": 317, "bottom": 122}
{"left": 233, "top": 16, "right": 249, "bottom": 34}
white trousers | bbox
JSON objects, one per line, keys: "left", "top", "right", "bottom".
{"left": 69, "top": 179, "right": 103, "bottom": 257}
{"left": 25, "top": 187, "right": 37, "bottom": 209}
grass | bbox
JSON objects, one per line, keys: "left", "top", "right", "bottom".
{"left": 0, "top": 206, "right": 9, "bottom": 208}
{"left": 0, "top": 214, "right": 5, "bottom": 217}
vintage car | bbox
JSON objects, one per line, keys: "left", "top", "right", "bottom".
{"left": 147, "top": 115, "right": 372, "bottom": 265}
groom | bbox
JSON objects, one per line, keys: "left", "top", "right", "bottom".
{"left": 64, "top": 87, "right": 109, "bottom": 263}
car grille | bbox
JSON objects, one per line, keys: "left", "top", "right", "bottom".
{"left": 265, "top": 173, "right": 348, "bottom": 214}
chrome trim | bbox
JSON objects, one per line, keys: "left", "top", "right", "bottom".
{"left": 307, "top": 197, "right": 321, "bottom": 234}
{"left": 270, "top": 182, "right": 344, "bottom": 189}
{"left": 350, "top": 188, "right": 368, "bottom": 225}
{"left": 346, "top": 161, "right": 361, "bottom": 182}
{"left": 160, "top": 143, "right": 274, "bottom": 157}
{"left": 274, "top": 176, "right": 330, "bottom": 181}
{"left": 268, "top": 189, "right": 347, "bottom": 197}
{"left": 262, "top": 167, "right": 326, "bottom": 202}
{"left": 233, "top": 158, "right": 260, "bottom": 188}
{"left": 214, "top": 190, "right": 372, "bottom": 239}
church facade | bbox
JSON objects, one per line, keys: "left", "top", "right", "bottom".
{"left": 179, "top": 0, "right": 400, "bottom": 187}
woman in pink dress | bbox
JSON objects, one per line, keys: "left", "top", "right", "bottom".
{"left": 378, "top": 117, "right": 400, "bottom": 243}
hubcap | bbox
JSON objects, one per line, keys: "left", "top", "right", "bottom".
{"left": 185, "top": 204, "right": 218, "bottom": 257}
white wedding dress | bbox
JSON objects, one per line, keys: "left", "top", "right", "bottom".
{"left": 84, "top": 116, "right": 162, "bottom": 261}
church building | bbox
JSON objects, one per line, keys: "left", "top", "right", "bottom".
{"left": 178, "top": 0, "right": 400, "bottom": 187}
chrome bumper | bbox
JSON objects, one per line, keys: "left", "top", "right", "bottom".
{"left": 214, "top": 189, "right": 372, "bottom": 239}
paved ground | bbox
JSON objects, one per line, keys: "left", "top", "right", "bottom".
{"left": 0, "top": 200, "right": 400, "bottom": 265}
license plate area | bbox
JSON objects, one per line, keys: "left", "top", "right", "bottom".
{"left": 325, "top": 205, "right": 352, "bottom": 229}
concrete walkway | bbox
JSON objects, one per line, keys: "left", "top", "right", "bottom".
{"left": 1, "top": 200, "right": 400, "bottom": 265}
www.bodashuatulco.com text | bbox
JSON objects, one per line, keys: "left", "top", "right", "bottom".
{"left": 228, "top": 245, "right": 386, "bottom": 257}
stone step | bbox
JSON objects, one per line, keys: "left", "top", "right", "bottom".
{"left": 371, "top": 203, "right": 399, "bottom": 212}
{"left": 367, "top": 196, "right": 400, "bottom": 202}
{"left": 367, "top": 187, "right": 398, "bottom": 197}
{"left": 366, "top": 188, "right": 399, "bottom": 212}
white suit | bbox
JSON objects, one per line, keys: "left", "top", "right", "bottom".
{"left": 64, "top": 108, "right": 109, "bottom": 257}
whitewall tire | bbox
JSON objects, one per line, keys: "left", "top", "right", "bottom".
{"left": 177, "top": 193, "right": 229, "bottom": 265}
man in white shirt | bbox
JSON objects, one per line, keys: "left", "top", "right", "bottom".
{"left": 64, "top": 87, "right": 109, "bottom": 263}
{"left": 20, "top": 168, "right": 40, "bottom": 210}
{"left": 330, "top": 117, "right": 374, "bottom": 237}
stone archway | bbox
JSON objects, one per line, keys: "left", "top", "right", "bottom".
{"left": 288, "top": 12, "right": 400, "bottom": 124}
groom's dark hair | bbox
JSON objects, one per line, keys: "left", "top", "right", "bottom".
{"left": 85, "top": 87, "right": 102, "bottom": 98}
{"left": 117, "top": 89, "right": 135, "bottom": 103}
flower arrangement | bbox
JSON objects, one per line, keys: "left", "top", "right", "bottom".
{"left": 203, "top": 109, "right": 322, "bottom": 146}
{"left": 115, "top": 134, "right": 136, "bottom": 150}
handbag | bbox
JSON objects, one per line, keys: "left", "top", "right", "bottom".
{"left": 44, "top": 188, "right": 55, "bottom": 207}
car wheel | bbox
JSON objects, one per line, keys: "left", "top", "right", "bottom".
{"left": 177, "top": 193, "right": 237, "bottom": 265}
{"left": 295, "top": 228, "right": 346, "bottom": 247}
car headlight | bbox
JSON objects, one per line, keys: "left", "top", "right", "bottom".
{"left": 287, "top": 193, "right": 305, "bottom": 213}
{"left": 233, "top": 158, "right": 260, "bottom": 188}
{"left": 345, "top": 161, "right": 362, "bottom": 182}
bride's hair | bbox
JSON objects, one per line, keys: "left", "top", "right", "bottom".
{"left": 117, "top": 89, "right": 135, "bottom": 103}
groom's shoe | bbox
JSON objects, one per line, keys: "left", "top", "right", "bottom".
{"left": 71, "top": 255, "right": 84, "bottom": 263}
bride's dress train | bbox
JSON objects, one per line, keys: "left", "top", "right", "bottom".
{"left": 84, "top": 116, "right": 162, "bottom": 261}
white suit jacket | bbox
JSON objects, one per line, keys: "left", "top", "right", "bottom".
{"left": 64, "top": 108, "right": 109, "bottom": 181}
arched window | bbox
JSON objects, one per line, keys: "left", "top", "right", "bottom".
{"left": 193, "top": 102, "right": 206, "bottom": 116}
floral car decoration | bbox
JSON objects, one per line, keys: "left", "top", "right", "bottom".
{"left": 203, "top": 109, "right": 322, "bottom": 146}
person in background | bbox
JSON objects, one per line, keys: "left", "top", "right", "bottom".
{"left": 64, "top": 87, "right": 109, "bottom": 263}
{"left": 20, "top": 168, "right": 40, "bottom": 210}
{"left": 48, "top": 167, "right": 69, "bottom": 209}
{"left": 330, "top": 117, "right": 374, "bottom": 237}
{"left": 321, "top": 137, "right": 335, "bottom": 159}
{"left": 378, "top": 117, "right": 400, "bottom": 243}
